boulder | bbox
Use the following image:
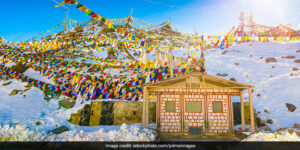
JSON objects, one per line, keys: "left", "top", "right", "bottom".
{"left": 276, "top": 128, "right": 287, "bottom": 132}
{"left": 294, "top": 59, "right": 300, "bottom": 63}
{"left": 261, "top": 126, "right": 271, "bottom": 131}
{"left": 216, "top": 73, "right": 228, "bottom": 77}
{"left": 264, "top": 109, "right": 270, "bottom": 114}
{"left": 293, "top": 67, "right": 299, "bottom": 71}
{"left": 59, "top": 99, "right": 75, "bottom": 109}
{"left": 266, "top": 119, "right": 273, "bottom": 124}
{"left": 35, "top": 121, "right": 42, "bottom": 126}
{"left": 221, "top": 51, "right": 227, "bottom": 55}
{"left": 281, "top": 56, "right": 295, "bottom": 59}
{"left": 234, "top": 62, "right": 240, "bottom": 65}
{"left": 272, "top": 65, "right": 276, "bottom": 68}
{"left": 9, "top": 89, "right": 21, "bottom": 96}
{"left": 288, "top": 128, "right": 295, "bottom": 134}
{"left": 11, "top": 62, "right": 29, "bottom": 73}
{"left": 265, "top": 58, "right": 277, "bottom": 63}
{"left": 286, "top": 103, "right": 296, "bottom": 112}
{"left": 50, "top": 126, "right": 69, "bottom": 134}
{"left": 229, "top": 78, "right": 236, "bottom": 81}
{"left": 2, "top": 81, "right": 12, "bottom": 86}
{"left": 296, "top": 49, "right": 300, "bottom": 53}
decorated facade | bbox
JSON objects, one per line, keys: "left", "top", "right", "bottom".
{"left": 142, "top": 73, "right": 255, "bottom": 138}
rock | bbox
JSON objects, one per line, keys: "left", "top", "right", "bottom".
{"left": 256, "top": 94, "right": 261, "bottom": 97}
{"left": 294, "top": 59, "right": 300, "bottom": 63}
{"left": 221, "top": 51, "right": 227, "bottom": 55}
{"left": 50, "top": 126, "right": 69, "bottom": 134}
{"left": 59, "top": 99, "right": 75, "bottom": 109}
{"left": 276, "top": 128, "right": 287, "bottom": 132}
{"left": 265, "top": 57, "right": 277, "bottom": 63}
{"left": 11, "top": 62, "right": 29, "bottom": 73}
{"left": 277, "top": 132, "right": 283, "bottom": 136}
{"left": 234, "top": 130, "right": 248, "bottom": 140}
{"left": 2, "top": 81, "right": 12, "bottom": 86}
{"left": 290, "top": 73, "right": 294, "bottom": 76}
{"left": 266, "top": 119, "right": 273, "bottom": 124}
{"left": 286, "top": 103, "right": 296, "bottom": 112}
{"left": 264, "top": 109, "right": 270, "bottom": 114}
{"left": 296, "top": 49, "right": 300, "bottom": 53}
{"left": 229, "top": 78, "right": 236, "bottom": 81}
{"left": 35, "top": 121, "right": 42, "bottom": 126}
{"left": 293, "top": 123, "right": 300, "bottom": 129}
{"left": 262, "top": 126, "right": 271, "bottom": 131}
{"left": 216, "top": 73, "right": 228, "bottom": 77}
{"left": 260, "top": 56, "right": 264, "bottom": 59}
{"left": 24, "top": 84, "right": 32, "bottom": 88}
{"left": 293, "top": 67, "right": 299, "bottom": 71}
{"left": 9, "top": 89, "right": 21, "bottom": 96}
{"left": 272, "top": 65, "right": 275, "bottom": 68}
{"left": 270, "top": 75, "right": 273, "bottom": 77}
{"left": 288, "top": 128, "right": 295, "bottom": 134}
{"left": 234, "top": 62, "right": 240, "bottom": 65}
{"left": 281, "top": 56, "right": 296, "bottom": 59}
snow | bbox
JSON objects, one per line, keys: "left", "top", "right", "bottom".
{"left": 0, "top": 123, "right": 155, "bottom": 141}
{"left": 244, "top": 131, "right": 300, "bottom": 141}
{"left": 0, "top": 79, "right": 155, "bottom": 141}
{"left": 202, "top": 42, "right": 300, "bottom": 131}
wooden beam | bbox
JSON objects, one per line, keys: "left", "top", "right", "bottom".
{"left": 240, "top": 91, "right": 245, "bottom": 130}
{"left": 142, "top": 86, "right": 148, "bottom": 128}
{"left": 248, "top": 88, "right": 255, "bottom": 133}
{"left": 145, "top": 87, "right": 149, "bottom": 127}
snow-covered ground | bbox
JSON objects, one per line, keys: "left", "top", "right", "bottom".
{"left": 0, "top": 41, "right": 300, "bottom": 141}
{"left": 0, "top": 79, "right": 155, "bottom": 141}
{"left": 205, "top": 42, "right": 300, "bottom": 131}
{"left": 244, "top": 131, "right": 300, "bottom": 141}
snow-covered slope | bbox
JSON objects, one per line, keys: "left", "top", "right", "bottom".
{"left": 205, "top": 42, "right": 300, "bottom": 130}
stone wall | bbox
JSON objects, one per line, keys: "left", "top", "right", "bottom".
{"left": 70, "top": 101, "right": 156, "bottom": 126}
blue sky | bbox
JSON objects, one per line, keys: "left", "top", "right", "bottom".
{"left": 1, "top": 0, "right": 300, "bottom": 42}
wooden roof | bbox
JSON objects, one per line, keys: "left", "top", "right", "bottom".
{"left": 145, "top": 72, "right": 254, "bottom": 89}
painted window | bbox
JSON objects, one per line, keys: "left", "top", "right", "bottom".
{"left": 165, "top": 101, "right": 175, "bottom": 112}
{"left": 213, "top": 101, "right": 222, "bottom": 112}
{"left": 186, "top": 101, "right": 202, "bottom": 112}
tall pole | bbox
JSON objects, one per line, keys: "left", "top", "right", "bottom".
{"left": 64, "top": 7, "right": 69, "bottom": 32}
{"left": 168, "top": 36, "right": 174, "bottom": 78}
{"left": 187, "top": 36, "right": 190, "bottom": 60}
